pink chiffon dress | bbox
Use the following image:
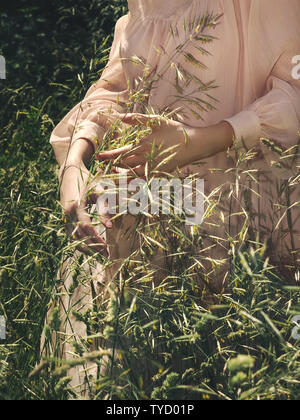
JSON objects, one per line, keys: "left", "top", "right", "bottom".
{"left": 45, "top": 0, "right": 300, "bottom": 394}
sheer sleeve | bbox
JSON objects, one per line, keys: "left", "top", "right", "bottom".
{"left": 50, "top": 14, "right": 129, "bottom": 166}
{"left": 225, "top": 74, "right": 300, "bottom": 178}
{"left": 224, "top": 0, "right": 300, "bottom": 179}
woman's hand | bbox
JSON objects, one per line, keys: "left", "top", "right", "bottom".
{"left": 96, "top": 114, "right": 234, "bottom": 178}
{"left": 96, "top": 113, "right": 198, "bottom": 177}
{"left": 59, "top": 160, "right": 111, "bottom": 258}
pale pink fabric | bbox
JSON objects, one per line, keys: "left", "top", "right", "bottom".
{"left": 50, "top": 0, "right": 300, "bottom": 274}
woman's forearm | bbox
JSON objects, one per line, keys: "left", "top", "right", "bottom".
{"left": 64, "top": 120, "right": 235, "bottom": 173}
{"left": 188, "top": 121, "right": 234, "bottom": 162}
{"left": 95, "top": 118, "right": 235, "bottom": 175}
{"left": 64, "top": 138, "right": 95, "bottom": 167}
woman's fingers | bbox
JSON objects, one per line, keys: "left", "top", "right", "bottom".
{"left": 76, "top": 223, "right": 109, "bottom": 258}
{"left": 97, "top": 144, "right": 133, "bottom": 161}
{"left": 64, "top": 202, "right": 110, "bottom": 257}
{"left": 73, "top": 231, "right": 108, "bottom": 258}
{"left": 113, "top": 165, "right": 146, "bottom": 179}
{"left": 72, "top": 229, "right": 100, "bottom": 257}
{"left": 77, "top": 206, "right": 109, "bottom": 239}
{"left": 73, "top": 222, "right": 109, "bottom": 257}
{"left": 70, "top": 224, "right": 109, "bottom": 258}
{"left": 118, "top": 154, "right": 147, "bottom": 168}
{"left": 119, "top": 113, "right": 162, "bottom": 127}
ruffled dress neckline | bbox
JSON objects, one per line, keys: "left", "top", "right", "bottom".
{"left": 127, "top": 0, "right": 195, "bottom": 19}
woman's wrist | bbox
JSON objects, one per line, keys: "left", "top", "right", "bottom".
{"left": 188, "top": 122, "right": 234, "bottom": 163}
{"left": 59, "top": 159, "right": 89, "bottom": 180}
{"left": 68, "top": 138, "right": 95, "bottom": 166}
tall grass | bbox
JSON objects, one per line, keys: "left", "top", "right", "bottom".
{"left": 0, "top": 2, "right": 300, "bottom": 400}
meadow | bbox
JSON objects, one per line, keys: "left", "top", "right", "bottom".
{"left": 0, "top": 0, "right": 300, "bottom": 400}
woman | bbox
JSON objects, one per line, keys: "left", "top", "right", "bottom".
{"left": 45, "top": 0, "right": 300, "bottom": 396}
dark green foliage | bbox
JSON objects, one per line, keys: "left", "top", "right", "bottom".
{"left": 0, "top": 0, "right": 127, "bottom": 400}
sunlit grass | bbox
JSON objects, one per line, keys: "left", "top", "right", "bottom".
{"left": 0, "top": 3, "right": 300, "bottom": 401}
